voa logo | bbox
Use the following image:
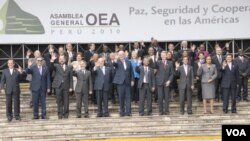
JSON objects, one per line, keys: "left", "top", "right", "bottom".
{"left": 226, "top": 129, "right": 246, "bottom": 136}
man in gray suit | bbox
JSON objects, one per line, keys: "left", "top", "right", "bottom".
{"left": 136, "top": 57, "right": 155, "bottom": 116}
{"left": 50, "top": 56, "right": 73, "bottom": 119}
{"left": 175, "top": 56, "right": 194, "bottom": 115}
{"left": 93, "top": 58, "right": 112, "bottom": 117}
{"left": 155, "top": 51, "right": 174, "bottom": 115}
{"left": 113, "top": 51, "right": 134, "bottom": 117}
{"left": 0, "top": 59, "right": 23, "bottom": 122}
{"left": 73, "top": 61, "right": 93, "bottom": 118}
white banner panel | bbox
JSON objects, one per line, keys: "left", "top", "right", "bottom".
{"left": 0, "top": 0, "right": 250, "bottom": 43}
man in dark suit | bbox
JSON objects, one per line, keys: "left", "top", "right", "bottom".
{"left": 178, "top": 41, "right": 196, "bottom": 66}
{"left": 152, "top": 40, "right": 163, "bottom": 61}
{"left": 105, "top": 53, "right": 116, "bottom": 104}
{"left": 73, "top": 61, "right": 93, "bottom": 118}
{"left": 155, "top": 51, "right": 174, "bottom": 115}
{"left": 50, "top": 55, "right": 73, "bottom": 119}
{"left": 175, "top": 56, "right": 195, "bottom": 115}
{"left": 212, "top": 46, "right": 224, "bottom": 102}
{"left": 99, "top": 44, "right": 110, "bottom": 62}
{"left": 84, "top": 43, "right": 96, "bottom": 63}
{"left": 26, "top": 57, "right": 51, "bottom": 119}
{"left": 113, "top": 51, "right": 134, "bottom": 117}
{"left": 129, "top": 42, "right": 144, "bottom": 59}
{"left": 235, "top": 49, "right": 250, "bottom": 102}
{"left": 65, "top": 43, "right": 76, "bottom": 65}
{"left": 221, "top": 54, "right": 240, "bottom": 113}
{"left": 0, "top": 59, "right": 23, "bottom": 122}
{"left": 93, "top": 58, "right": 112, "bottom": 117}
{"left": 136, "top": 57, "right": 155, "bottom": 116}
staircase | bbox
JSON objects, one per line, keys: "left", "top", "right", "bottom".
{"left": 0, "top": 83, "right": 250, "bottom": 141}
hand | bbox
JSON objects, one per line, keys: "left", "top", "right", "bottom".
{"left": 89, "top": 91, "right": 93, "bottom": 95}
{"left": 51, "top": 53, "right": 57, "bottom": 61}
{"left": 69, "top": 88, "right": 73, "bottom": 92}
{"left": 225, "top": 42, "right": 230, "bottom": 49}
{"left": 196, "top": 77, "right": 199, "bottom": 80}
{"left": 28, "top": 60, "right": 33, "bottom": 68}
{"left": 137, "top": 58, "right": 142, "bottom": 65}
{"left": 191, "top": 85, "right": 194, "bottom": 90}
{"left": 140, "top": 40, "right": 145, "bottom": 47}
{"left": 175, "top": 61, "right": 180, "bottom": 68}
{"left": 222, "top": 60, "right": 227, "bottom": 67}
{"left": 131, "top": 81, "right": 134, "bottom": 87}
{"left": 166, "top": 81, "right": 170, "bottom": 87}
{"left": 1, "top": 89, "right": 4, "bottom": 94}
{"left": 191, "top": 44, "right": 196, "bottom": 51}
{"left": 26, "top": 50, "right": 32, "bottom": 57}
{"left": 242, "top": 73, "right": 247, "bottom": 77}
{"left": 47, "top": 89, "right": 50, "bottom": 93}
{"left": 152, "top": 87, "right": 155, "bottom": 92}
{"left": 17, "top": 66, "right": 23, "bottom": 73}
{"left": 208, "top": 79, "right": 212, "bottom": 83}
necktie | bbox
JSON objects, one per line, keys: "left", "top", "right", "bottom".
{"left": 101, "top": 67, "right": 105, "bottom": 75}
{"left": 184, "top": 65, "right": 188, "bottom": 76}
{"left": 218, "top": 55, "right": 222, "bottom": 64}
{"left": 123, "top": 60, "right": 127, "bottom": 70}
{"left": 61, "top": 64, "right": 65, "bottom": 71}
{"left": 39, "top": 66, "right": 42, "bottom": 75}
{"left": 240, "top": 56, "right": 244, "bottom": 63}
{"left": 144, "top": 67, "right": 148, "bottom": 83}
{"left": 163, "top": 60, "right": 167, "bottom": 69}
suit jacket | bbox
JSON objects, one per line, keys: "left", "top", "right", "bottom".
{"left": 234, "top": 56, "right": 250, "bottom": 78}
{"left": 148, "top": 55, "right": 157, "bottom": 69}
{"left": 84, "top": 50, "right": 94, "bottom": 63}
{"left": 73, "top": 70, "right": 93, "bottom": 93}
{"left": 197, "top": 64, "right": 217, "bottom": 83}
{"left": 93, "top": 67, "right": 112, "bottom": 91}
{"left": 136, "top": 66, "right": 155, "bottom": 89}
{"left": 212, "top": 55, "right": 225, "bottom": 79}
{"left": 155, "top": 60, "right": 174, "bottom": 85}
{"left": 221, "top": 62, "right": 240, "bottom": 89}
{"left": 51, "top": 63, "right": 73, "bottom": 90}
{"left": 0, "top": 68, "right": 23, "bottom": 94}
{"left": 4, "top": 0, "right": 44, "bottom": 34}
{"left": 25, "top": 64, "right": 51, "bottom": 91}
{"left": 175, "top": 65, "right": 194, "bottom": 89}
{"left": 65, "top": 51, "right": 76, "bottom": 63}
{"left": 129, "top": 49, "right": 144, "bottom": 59}
{"left": 113, "top": 59, "right": 134, "bottom": 85}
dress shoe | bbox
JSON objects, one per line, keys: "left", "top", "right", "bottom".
{"left": 64, "top": 116, "right": 68, "bottom": 119}
{"left": 7, "top": 117, "right": 12, "bottom": 122}
{"left": 33, "top": 116, "right": 39, "bottom": 120}
{"left": 165, "top": 112, "right": 170, "bottom": 115}
{"left": 103, "top": 114, "right": 110, "bottom": 117}
{"left": 125, "top": 114, "right": 131, "bottom": 117}
{"left": 243, "top": 98, "right": 249, "bottom": 102}
{"left": 58, "top": 116, "right": 63, "bottom": 119}
{"left": 159, "top": 112, "right": 164, "bottom": 116}
{"left": 223, "top": 110, "right": 228, "bottom": 114}
{"left": 76, "top": 116, "right": 81, "bottom": 118}
{"left": 96, "top": 114, "right": 102, "bottom": 118}
{"left": 84, "top": 114, "right": 89, "bottom": 118}
{"left": 187, "top": 112, "right": 193, "bottom": 115}
{"left": 41, "top": 116, "right": 48, "bottom": 119}
{"left": 120, "top": 114, "right": 125, "bottom": 117}
{"left": 139, "top": 113, "right": 144, "bottom": 116}
{"left": 147, "top": 112, "right": 152, "bottom": 116}
{"left": 232, "top": 111, "right": 237, "bottom": 114}
{"left": 15, "top": 116, "right": 21, "bottom": 121}
{"left": 180, "top": 112, "right": 184, "bottom": 115}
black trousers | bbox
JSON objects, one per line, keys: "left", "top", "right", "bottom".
{"left": 215, "top": 78, "right": 223, "bottom": 100}
{"left": 55, "top": 84, "right": 69, "bottom": 117}
{"left": 237, "top": 77, "right": 249, "bottom": 100}
{"left": 6, "top": 92, "right": 20, "bottom": 118}
{"left": 139, "top": 83, "right": 152, "bottom": 114}
{"left": 179, "top": 87, "right": 192, "bottom": 113}
{"left": 96, "top": 90, "right": 109, "bottom": 116}
{"left": 157, "top": 85, "right": 170, "bottom": 113}
{"left": 223, "top": 85, "right": 237, "bottom": 112}
{"left": 131, "top": 78, "right": 139, "bottom": 102}
{"left": 197, "top": 79, "right": 202, "bottom": 101}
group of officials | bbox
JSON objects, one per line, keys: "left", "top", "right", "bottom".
{"left": 0, "top": 39, "right": 249, "bottom": 122}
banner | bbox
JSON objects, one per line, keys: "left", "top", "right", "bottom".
{"left": 0, "top": 0, "right": 250, "bottom": 43}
